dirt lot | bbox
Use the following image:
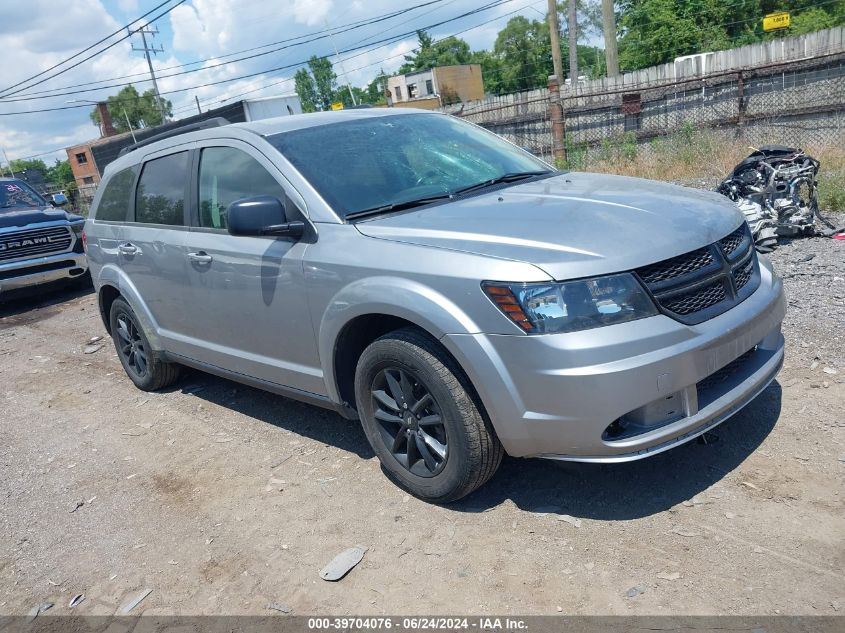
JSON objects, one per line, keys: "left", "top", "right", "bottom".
{"left": 1, "top": 236, "right": 843, "bottom": 617}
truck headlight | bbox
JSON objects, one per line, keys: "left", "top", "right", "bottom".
{"left": 482, "top": 273, "right": 658, "bottom": 334}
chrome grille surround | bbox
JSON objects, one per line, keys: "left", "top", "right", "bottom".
{"left": 0, "top": 225, "right": 74, "bottom": 262}
{"left": 635, "top": 222, "right": 760, "bottom": 325}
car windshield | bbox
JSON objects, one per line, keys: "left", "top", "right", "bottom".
{"left": 0, "top": 180, "right": 48, "bottom": 209}
{"left": 267, "top": 113, "right": 553, "bottom": 219}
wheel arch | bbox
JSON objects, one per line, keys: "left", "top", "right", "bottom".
{"left": 319, "top": 277, "right": 481, "bottom": 410}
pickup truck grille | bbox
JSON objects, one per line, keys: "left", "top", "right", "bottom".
{"left": 634, "top": 223, "right": 760, "bottom": 325}
{"left": 0, "top": 226, "right": 74, "bottom": 262}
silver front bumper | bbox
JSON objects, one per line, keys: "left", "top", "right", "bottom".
{"left": 443, "top": 256, "right": 786, "bottom": 460}
{"left": 0, "top": 252, "right": 88, "bottom": 294}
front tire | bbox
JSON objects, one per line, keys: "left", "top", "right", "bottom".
{"left": 109, "top": 297, "right": 180, "bottom": 391}
{"left": 354, "top": 328, "right": 503, "bottom": 503}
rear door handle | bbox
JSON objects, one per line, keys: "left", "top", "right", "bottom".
{"left": 187, "top": 251, "right": 213, "bottom": 264}
{"left": 118, "top": 242, "right": 138, "bottom": 255}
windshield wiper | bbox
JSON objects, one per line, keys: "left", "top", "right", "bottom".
{"left": 346, "top": 194, "right": 453, "bottom": 220}
{"left": 451, "top": 170, "right": 553, "bottom": 196}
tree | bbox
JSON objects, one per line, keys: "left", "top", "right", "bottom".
{"left": 9, "top": 158, "right": 49, "bottom": 180}
{"left": 90, "top": 84, "right": 173, "bottom": 132}
{"left": 617, "top": 0, "right": 845, "bottom": 71}
{"left": 399, "top": 31, "right": 473, "bottom": 74}
{"left": 47, "top": 160, "right": 74, "bottom": 187}
{"left": 294, "top": 56, "right": 339, "bottom": 112}
{"left": 491, "top": 16, "right": 551, "bottom": 93}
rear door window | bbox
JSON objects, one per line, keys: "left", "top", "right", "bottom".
{"left": 135, "top": 152, "right": 189, "bottom": 225}
{"left": 197, "top": 146, "right": 286, "bottom": 230}
{"left": 94, "top": 168, "right": 135, "bottom": 221}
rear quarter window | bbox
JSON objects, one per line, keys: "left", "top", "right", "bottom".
{"left": 135, "top": 152, "right": 189, "bottom": 226}
{"left": 94, "top": 167, "right": 135, "bottom": 221}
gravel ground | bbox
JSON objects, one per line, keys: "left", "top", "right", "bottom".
{"left": 0, "top": 229, "right": 843, "bottom": 618}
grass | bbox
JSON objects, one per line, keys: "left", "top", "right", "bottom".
{"left": 555, "top": 125, "right": 845, "bottom": 213}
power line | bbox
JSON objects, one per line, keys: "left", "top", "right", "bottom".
{"left": 0, "top": 1, "right": 187, "bottom": 100}
{"left": 0, "top": 0, "right": 180, "bottom": 98}
{"left": 0, "top": 0, "right": 452, "bottom": 101}
{"left": 183, "top": 0, "right": 544, "bottom": 115}
{"left": 0, "top": 0, "right": 516, "bottom": 116}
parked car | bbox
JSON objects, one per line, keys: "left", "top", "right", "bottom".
{"left": 0, "top": 178, "right": 88, "bottom": 298}
{"left": 84, "top": 110, "right": 786, "bottom": 502}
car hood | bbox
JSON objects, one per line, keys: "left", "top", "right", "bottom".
{"left": 354, "top": 172, "right": 745, "bottom": 280}
{"left": 0, "top": 206, "right": 84, "bottom": 230}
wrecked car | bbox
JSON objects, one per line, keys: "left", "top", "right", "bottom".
{"left": 717, "top": 145, "right": 831, "bottom": 252}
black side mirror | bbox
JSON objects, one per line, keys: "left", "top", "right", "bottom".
{"left": 226, "top": 195, "right": 304, "bottom": 239}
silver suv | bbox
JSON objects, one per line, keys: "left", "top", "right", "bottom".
{"left": 85, "top": 109, "right": 786, "bottom": 502}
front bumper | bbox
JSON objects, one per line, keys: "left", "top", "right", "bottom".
{"left": 0, "top": 252, "right": 88, "bottom": 295}
{"left": 443, "top": 257, "right": 786, "bottom": 461}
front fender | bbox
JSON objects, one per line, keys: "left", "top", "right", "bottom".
{"left": 96, "top": 263, "right": 164, "bottom": 352}
{"left": 318, "top": 276, "right": 481, "bottom": 403}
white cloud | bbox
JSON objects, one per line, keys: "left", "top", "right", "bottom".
{"left": 117, "top": 0, "right": 139, "bottom": 12}
{"left": 0, "top": 0, "right": 546, "bottom": 162}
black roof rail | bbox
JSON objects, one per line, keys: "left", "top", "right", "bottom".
{"left": 118, "top": 117, "right": 230, "bottom": 157}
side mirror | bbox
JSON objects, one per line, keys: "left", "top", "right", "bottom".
{"left": 51, "top": 193, "right": 68, "bottom": 206}
{"left": 226, "top": 195, "right": 304, "bottom": 239}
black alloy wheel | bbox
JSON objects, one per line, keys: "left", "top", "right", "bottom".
{"left": 115, "top": 310, "right": 149, "bottom": 378}
{"left": 370, "top": 367, "right": 449, "bottom": 477}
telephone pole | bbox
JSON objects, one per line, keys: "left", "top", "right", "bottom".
{"left": 601, "top": 0, "right": 619, "bottom": 77}
{"left": 547, "top": 0, "right": 564, "bottom": 83}
{"left": 568, "top": 0, "right": 578, "bottom": 91}
{"left": 130, "top": 25, "right": 168, "bottom": 124}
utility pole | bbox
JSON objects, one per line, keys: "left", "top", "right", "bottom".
{"left": 568, "top": 0, "right": 578, "bottom": 91}
{"left": 130, "top": 25, "right": 168, "bottom": 124}
{"left": 601, "top": 0, "right": 619, "bottom": 77}
{"left": 195, "top": 96, "right": 202, "bottom": 115}
{"left": 547, "top": 0, "right": 564, "bottom": 83}
{"left": 325, "top": 20, "right": 357, "bottom": 106}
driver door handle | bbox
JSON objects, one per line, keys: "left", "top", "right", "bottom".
{"left": 118, "top": 242, "right": 138, "bottom": 255}
{"left": 187, "top": 251, "right": 213, "bottom": 264}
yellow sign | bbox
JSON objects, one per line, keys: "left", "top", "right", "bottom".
{"left": 763, "top": 12, "right": 790, "bottom": 31}
{"left": 330, "top": 102, "right": 344, "bottom": 110}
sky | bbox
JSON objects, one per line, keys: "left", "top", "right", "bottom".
{"left": 0, "top": 0, "right": 548, "bottom": 166}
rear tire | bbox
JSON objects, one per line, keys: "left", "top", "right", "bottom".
{"left": 354, "top": 328, "right": 503, "bottom": 503}
{"left": 109, "top": 297, "right": 180, "bottom": 391}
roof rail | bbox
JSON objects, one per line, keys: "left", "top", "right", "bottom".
{"left": 118, "top": 117, "right": 230, "bottom": 157}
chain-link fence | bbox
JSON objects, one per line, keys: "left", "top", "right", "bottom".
{"left": 444, "top": 49, "right": 845, "bottom": 167}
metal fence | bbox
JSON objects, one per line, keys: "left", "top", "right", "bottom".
{"left": 444, "top": 48, "right": 845, "bottom": 165}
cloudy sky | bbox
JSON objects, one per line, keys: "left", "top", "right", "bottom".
{"left": 0, "top": 0, "right": 546, "bottom": 165}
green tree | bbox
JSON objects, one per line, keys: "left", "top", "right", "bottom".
{"left": 90, "top": 84, "right": 173, "bottom": 132}
{"left": 8, "top": 158, "right": 49, "bottom": 180}
{"left": 294, "top": 56, "right": 339, "bottom": 112}
{"left": 617, "top": 0, "right": 845, "bottom": 71}
{"left": 491, "top": 16, "right": 551, "bottom": 93}
{"left": 399, "top": 31, "right": 473, "bottom": 73}
{"left": 47, "top": 159, "right": 74, "bottom": 187}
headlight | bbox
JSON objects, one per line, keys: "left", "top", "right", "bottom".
{"left": 482, "top": 273, "right": 658, "bottom": 334}
{"left": 70, "top": 221, "right": 85, "bottom": 237}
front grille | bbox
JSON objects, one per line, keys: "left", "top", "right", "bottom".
{"left": 634, "top": 223, "right": 759, "bottom": 325}
{"left": 0, "top": 225, "right": 73, "bottom": 262}
{"left": 636, "top": 247, "right": 714, "bottom": 285}
{"left": 719, "top": 226, "right": 747, "bottom": 259}
{"left": 662, "top": 280, "right": 726, "bottom": 315}
{"left": 698, "top": 346, "right": 757, "bottom": 393}
{"left": 733, "top": 254, "right": 754, "bottom": 290}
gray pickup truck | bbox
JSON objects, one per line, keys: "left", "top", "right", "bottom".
{"left": 0, "top": 177, "right": 88, "bottom": 298}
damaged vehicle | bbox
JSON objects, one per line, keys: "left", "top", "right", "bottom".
{"left": 717, "top": 145, "right": 830, "bottom": 252}
{"left": 0, "top": 178, "right": 88, "bottom": 298}
{"left": 84, "top": 110, "right": 786, "bottom": 502}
